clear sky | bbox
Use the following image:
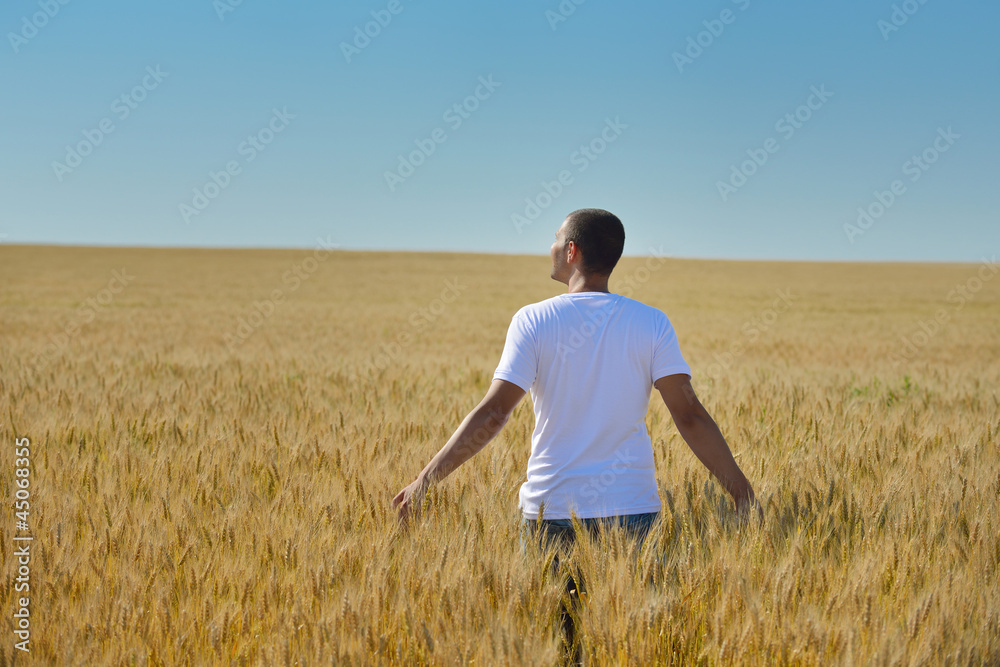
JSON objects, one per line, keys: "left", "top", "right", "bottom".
{"left": 1, "top": 0, "right": 997, "bottom": 261}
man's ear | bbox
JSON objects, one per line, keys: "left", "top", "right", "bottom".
{"left": 566, "top": 241, "right": 579, "bottom": 264}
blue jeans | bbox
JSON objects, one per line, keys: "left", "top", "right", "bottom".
{"left": 520, "top": 511, "right": 660, "bottom": 556}
{"left": 520, "top": 512, "right": 660, "bottom": 661}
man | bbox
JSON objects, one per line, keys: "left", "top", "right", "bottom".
{"left": 392, "top": 208, "right": 759, "bottom": 661}
{"left": 392, "top": 208, "right": 759, "bottom": 530}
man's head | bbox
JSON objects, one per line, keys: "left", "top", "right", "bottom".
{"left": 550, "top": 208, "right": 625, "bottom": 283}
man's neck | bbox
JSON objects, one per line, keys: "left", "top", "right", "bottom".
{"left": 565, "top": 272, "right": 610, "bottom": 294}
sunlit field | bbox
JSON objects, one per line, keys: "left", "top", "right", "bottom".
{"left": 1, "top": 245, "right": 998, "bottom": 665}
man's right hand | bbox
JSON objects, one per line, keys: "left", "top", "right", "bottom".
{"left": 735, "top": 493, "right": 764, "bottom": 526}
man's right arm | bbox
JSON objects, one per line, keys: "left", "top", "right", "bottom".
{"left": 654, "top": 373, "right": 761, "bottom": 520}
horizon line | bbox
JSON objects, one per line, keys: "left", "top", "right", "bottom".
{"left": 0, "top": 241, "right": 993, "bottom": 266}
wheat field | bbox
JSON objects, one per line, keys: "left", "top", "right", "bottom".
{"left": 1, "top": 245, "right": 998, "bottom": 666}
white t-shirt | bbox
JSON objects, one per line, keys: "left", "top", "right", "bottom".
{"left": 493, "top": 292, "right": 691, "bottom": 520}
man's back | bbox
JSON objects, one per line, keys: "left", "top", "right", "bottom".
{"left": 494, "top": 292, "right": 691, "bottom": 520}
{"left": 393, "top": 206, "right": 757, "bottom": 529}
{"left": 392, "top": 209, "right": 758, "bottom": 663}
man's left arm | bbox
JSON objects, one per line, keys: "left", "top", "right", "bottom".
{"left": 392, "top": 379, "right": 526, "bottom": 521}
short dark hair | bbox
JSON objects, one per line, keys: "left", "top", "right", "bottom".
{"left": 563, "top": 208, "right": 625, "bottom": 275}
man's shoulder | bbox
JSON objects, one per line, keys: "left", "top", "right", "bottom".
{"left": 513, "top": 293, "right": 669, "bottom": 323}
{"left": 616, "top": 294, "right": 666, "bottom": 316}
{"left": 506, "top": 298, "right": 556, "bottom": 332}
{"left": 610, "top": 295, "right": 674, "bottom": 329}
{"left": 514, "top": 295, "right": 565, "bottom": 318}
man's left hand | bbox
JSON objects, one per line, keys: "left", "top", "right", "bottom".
{"left": 392, "top": 476, "right": 429, "bottom": 524}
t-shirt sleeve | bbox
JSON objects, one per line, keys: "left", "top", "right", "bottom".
{"left": 493, "top": 310, "right": 537, "bottom": 392}
{"left": 651, "top": 313, "right": 691, "bottom": 383}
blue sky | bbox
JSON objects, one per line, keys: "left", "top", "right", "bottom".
{"left": 1, "top": 0, "right": 997, "bottom": 261}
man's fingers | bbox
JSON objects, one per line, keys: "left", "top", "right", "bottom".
{"left": 732, "top": 495, "right": 763, "bottom": 528}
{"left": 396, "top": 497, "right": 412, "bottom": 524}
{"left": 393, "top": 487, "right": 413, "bottom": 519}
{"left": 392, "top": 480, "right": 426, "bottom": 523}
